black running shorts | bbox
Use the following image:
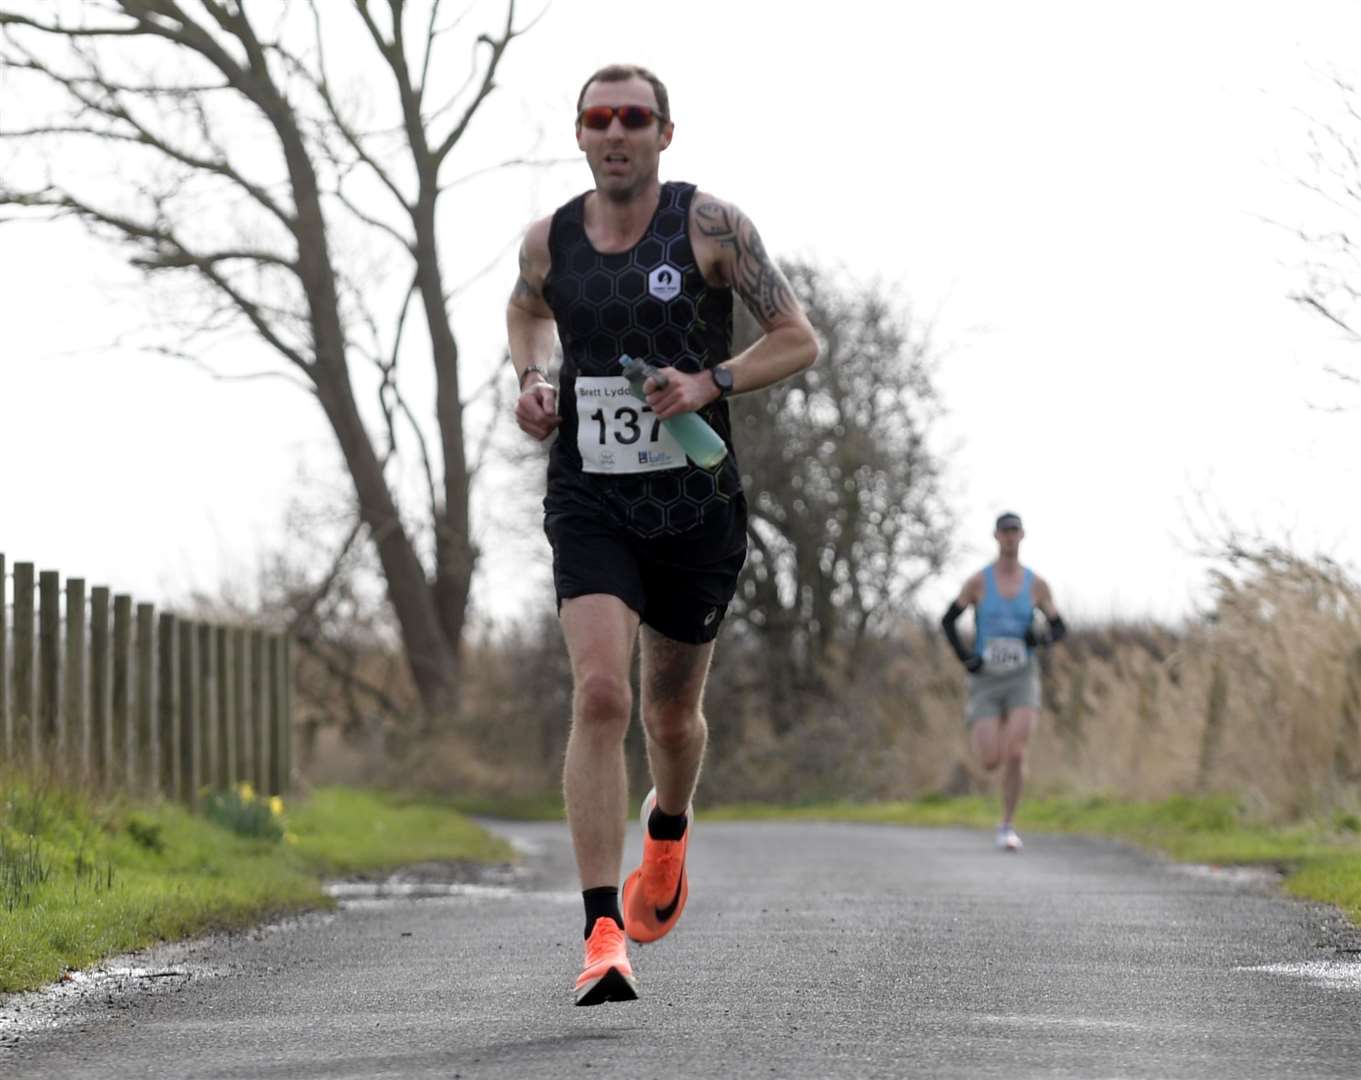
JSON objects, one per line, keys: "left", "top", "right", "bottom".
{"left": 544, "top": 509, "right": 747, "bottom": 644}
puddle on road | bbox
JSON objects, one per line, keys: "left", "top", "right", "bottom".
{"left": 974, "top": 1014, "right": 1148, "bottom": 1032}
{"left": 322, "top": 859, "right": 539, "bottom": 909}
{"left": 1172, "top": 863, "right": 1283, "bottom": 888}
{"left": 325, "top": 880, "right": 517, "bottom": 904}
{"left": 323, "top": 879, "right": 579, "bottom": 910}
{"left": 1238, "top": 959, "right": 1361, "bottom": 991}
{"left": 506, "top": 834, "right": 545, "bottom": 856}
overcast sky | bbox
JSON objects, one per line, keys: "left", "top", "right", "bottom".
{"left": 2, "top": 0, "right": 1359, "bottom": 627}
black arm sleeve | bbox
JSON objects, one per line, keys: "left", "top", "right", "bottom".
{"left": 941, "top": 601, "right": 973, "bottom": 664}
{"left": 1047, "top": 613, "right": 1067, "bottom": 644}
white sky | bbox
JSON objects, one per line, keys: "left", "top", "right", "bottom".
{"left": 2, "top": 0, "right": 1359, "bottom": 627}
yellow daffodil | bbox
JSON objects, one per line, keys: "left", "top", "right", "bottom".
{"left": 238, "top": 782, "right": 256, "bottom": 802}
{"left": 269, "top": 796, "right": 284, "bottom": 817}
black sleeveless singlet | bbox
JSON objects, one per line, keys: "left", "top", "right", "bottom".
{"left": 542, "top": 181, "right": 744, "bottom": 543}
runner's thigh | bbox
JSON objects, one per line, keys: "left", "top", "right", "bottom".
{"left": 639, "top": 626, "right": 715, "bottom": 715}
{"left": 545, "top": 512, "right": 646, "bottom": 617}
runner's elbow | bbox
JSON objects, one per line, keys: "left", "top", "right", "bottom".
{"left": 795, "top": 322, "right": 819, "bottom": 371}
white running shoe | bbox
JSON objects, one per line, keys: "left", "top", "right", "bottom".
{"left": 996, "top": 825, "right": 1023, "bottom": 852}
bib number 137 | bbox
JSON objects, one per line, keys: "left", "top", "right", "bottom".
{"left": 575, "top": 375, "right": 685, "bottom": 474}
{"left": 588, "top": 402, "right": 660, "bottom": 446}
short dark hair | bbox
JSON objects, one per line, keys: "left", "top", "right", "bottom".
{"left": 576, "top": 64, "right": 670, "bottom": 122}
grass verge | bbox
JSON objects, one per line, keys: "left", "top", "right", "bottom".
{"left": 0, "top": 783, "right": 514, "bottom": 994}
{"left": 706, "top": 793, "right": 1361, "bottom": 925}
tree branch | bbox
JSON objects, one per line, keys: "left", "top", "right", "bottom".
{"left": 3, "top": 185, "right": 315, "bottom": 372}
{"left": 0, "top": 47, "right": 297, "bottom": 228}
{"left": 433, "top": 1, "right": 521, "bottom": 166}
{"left": 284, "top": 2, "right": 413, "bottom": 213}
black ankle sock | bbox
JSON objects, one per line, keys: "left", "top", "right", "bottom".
{"left": 583, "top": 887, "right": 623, "bottom": 938}
{"left": 647, "top": 805, "right": 689, "bottom": 842}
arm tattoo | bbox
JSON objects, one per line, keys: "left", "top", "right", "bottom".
{"left": 695, "top": 199, "right": 796, "bottom": 322}
{"left": 510, "top": 238, "right": 544, "bottom": 305}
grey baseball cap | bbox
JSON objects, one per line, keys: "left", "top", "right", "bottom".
{"left": 995, "top": 511, "right": 1023, "bottom": 531}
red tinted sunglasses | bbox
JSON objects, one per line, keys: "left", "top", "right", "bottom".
{"left": 577, "top": 104, "right": 663, "bottom": 131}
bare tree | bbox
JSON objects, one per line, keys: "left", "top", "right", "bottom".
{"left": 728, "top": 260, "right": 953, "bottom": 730}
{"left": 1289, "top": 70, "right": 1361, "bottom": 394}
{"left": 0, "top": 0, "right": 549, "bottom": 724}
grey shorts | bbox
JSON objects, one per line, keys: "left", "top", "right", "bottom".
{"left": 966, "top": 662, "right": 1041, "bottom": 726}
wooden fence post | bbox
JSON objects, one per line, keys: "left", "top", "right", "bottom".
{"left": 232, "top": 628, "right": 250, "bottom": 789}
{"left": 282, "top": 635, "right": 293, "bottom": 794}
{"left": 136, "top": 603, "right": 156, "bottom": 793}
{"left": 0, "top": 554, "right": 7, "bottom": 763}
{"left": 38, "top": 570, "right": 61, "bottom": 766}
{"left": 158, "top": 613, "right": 179, "bottom": 799}
{"left": 13, "top": 563, "right": 36, "bottom": 770}
{"left": 197, "top": 623, "right": 219, "bottom": 793}
{"left": 268, "top": 634, "right": 286, "bottom": 795}
{"left": 216, "top": 627, "right": 236, "bottom": 787}
{"left": 90, "top": 587, "right": 112, "bottom": 787}
{"left": 250, "top": 630, "right": 269, "bottom": 794}
{"left": 112, "top": 596, "right": 133, "bottom": 790}
{"left": 64, "top": 577, "right": 87, "bottom": 778}
{"left": 178, "top": 620, "right": 200, "bottom": 808}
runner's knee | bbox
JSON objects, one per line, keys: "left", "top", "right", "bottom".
{"left": 971, "top": 719, "right": 1002, "bottom": 770}
{"left": 641, "top": 702, "right": 704, "bottom": 749}
{"left": 573, "top": 670, "right": 632, "bottom": 735}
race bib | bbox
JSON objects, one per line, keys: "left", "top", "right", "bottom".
{"left": 983, "top": 636, "right": 1027, "bottom": 674}
{"left": 575, "top": 376, "right": 686, "bottom": 475}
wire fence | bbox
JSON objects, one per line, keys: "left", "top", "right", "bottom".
{"left": 0, "top": 552, "right": 293, "bottom": 803}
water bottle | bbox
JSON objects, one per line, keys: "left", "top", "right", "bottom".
{"left": 618, "top": 355, "right": 729, "bottom": 470}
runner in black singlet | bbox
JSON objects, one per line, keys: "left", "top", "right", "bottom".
{"left": 507, "top": 64, "right": 818, "bottom": 1006}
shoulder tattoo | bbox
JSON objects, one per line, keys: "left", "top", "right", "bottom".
{"left": 694, "top": 199, "right": 796, "bottom": 322}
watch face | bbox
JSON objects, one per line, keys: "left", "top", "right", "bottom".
{"left": 712, "top": 367, "right": 734, "bottom": 395}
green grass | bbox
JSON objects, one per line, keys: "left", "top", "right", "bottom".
{"left": 706, "top": 793, "right": 1361, "bottom": 924}
{"left": 439, "top": 790, "right": 566, "bottom": 822}
{"left": 288, "top": 788, "right": 512, "bottom": 873}
{"left": 0, "top": 783, "right": 514, "bottom": 993}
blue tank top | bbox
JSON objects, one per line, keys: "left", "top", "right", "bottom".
{"left": 975, "top": 565, "right": 1034, "bottom": 657}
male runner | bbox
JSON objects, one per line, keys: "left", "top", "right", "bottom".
{"left": 940, "top": 512, "right": 1067, "bottom": 852}
{"left": 508, "top": 64, "right": 818, "bottom": 1005}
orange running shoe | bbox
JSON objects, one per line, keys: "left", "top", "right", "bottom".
{"left": 621, "top": 788, "right": 691, "bottom": 944}
{"left": 574, "top": 918, "right": 638, "bottom": 1007}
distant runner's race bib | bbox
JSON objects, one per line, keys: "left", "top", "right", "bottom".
{"left": 576, "top": 376, "right": 685, "bottom": 474}
{"left": 983, "top": 636, "right": 1027, "bottom": 674}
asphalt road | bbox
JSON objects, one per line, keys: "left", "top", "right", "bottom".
{"left": 3, "top": 818, "right": 1360, "bottom": 1079}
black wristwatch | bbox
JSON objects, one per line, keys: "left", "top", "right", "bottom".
{"left": 710, "top": 366, "right": 734, "bottom": 399}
